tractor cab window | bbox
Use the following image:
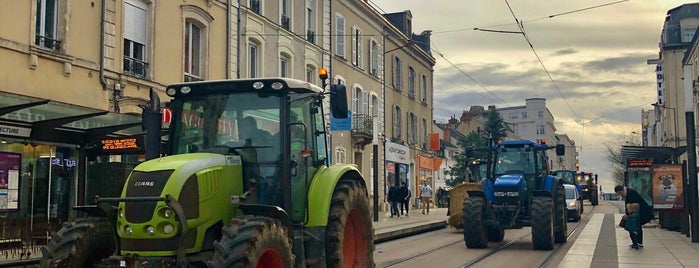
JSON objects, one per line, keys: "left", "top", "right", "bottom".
{"left": 555, "top": 171, "right": 576, "bottom": 185}
{"left": 494, "top": 147, "right": 534, "bottom": 175}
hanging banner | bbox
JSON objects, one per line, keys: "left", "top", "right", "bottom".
{"left": 651, "top": 164, "right": 683, "bottom": 210}
{"left": 429, "top": 133, "right": 440, "bottom": 150}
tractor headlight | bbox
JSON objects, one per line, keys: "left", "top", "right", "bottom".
{"left": 119, "top": 208, "right": 124, "bottom": 218}
{"left": 146, "top": 226, "right": 155, "bottom": 236}
{"left": 162, "top": 223, "right": 175, "bottom": 235}
{"left": 271, "top": 82, "right": 284, "bottom": 90}
{"left": 124, "top": 225, "right": 133, "bottom": 235}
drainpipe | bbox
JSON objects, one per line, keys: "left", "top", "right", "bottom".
{"left": 226, "top": 0, "right": 231, "bottom": 79}
{"left": 236, "top": 0, "right": 241, "bottom": 78}
{"left": 99, "top": 0, "right": 107, "bottom": 91}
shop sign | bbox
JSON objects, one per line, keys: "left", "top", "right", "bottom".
{"left": 0, "top": 124, "right": 31, "bottom": 138}
{"left": 385, "top": 141, "right": 410, "bottom": 164}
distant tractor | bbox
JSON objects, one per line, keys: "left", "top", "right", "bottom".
{"left": 553, "top": 170, "right": 583, "bottom": 214}
{"left": 577, "top": 172, "right": 599, "bottom": 206}
{"left": 462, "top": 139, "right": 568, "bottom": 250}
{"left": 40, "top": 76, "right": 374, "bottom": 267}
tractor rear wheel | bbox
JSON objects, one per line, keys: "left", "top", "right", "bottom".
{"left": 39, "top": 217, "right": 115, "bottom": 268}
{"left": 531, "top": 196, "right": 554, "bottom": 250}
{"left": 591, "top": 190, "right": 599, "bottom": 206}
{"left": 462, "top": 196, "right": 488, "bottom": 248}
{"left": 209, "top": 216, "right": 293, "bottom": 268}
{"left": 326, "top": 180, "right": 374, "bottom": 268}
{"left": 554, "top": 183, "right": 568, "bottom": 244}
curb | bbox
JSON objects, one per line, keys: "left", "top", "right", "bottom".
{"left": 374, "top": 221, "right": 448, "bottom": 243}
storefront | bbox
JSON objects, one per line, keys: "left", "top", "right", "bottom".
{"left": 385, "top": 141, "right": 410, "bottom": 201}
{"left": 0, "top": 91, "right": 144, "bottom": 247}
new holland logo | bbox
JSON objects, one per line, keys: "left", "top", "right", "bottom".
{"left": 134, "top": 181, "right": 155, "bottom": 187}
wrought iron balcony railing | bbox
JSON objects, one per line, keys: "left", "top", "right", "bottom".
{"left": 35, "top": 35, "right": 61, "bottom": 50}
{"left": 352, "top": 114, "right": 373, "bottom": 136}
{"left": 123, "top": 56, "right": 148, "bottom": 78}
{"left": 281, "top": 15, "right": 290, "bottom": 30}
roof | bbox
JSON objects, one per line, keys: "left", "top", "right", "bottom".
{"left": 620, "top": 145, "right": 685, "bottom": 164}
{"left": 0, "top": 91, "right": 143, "bottom": 145}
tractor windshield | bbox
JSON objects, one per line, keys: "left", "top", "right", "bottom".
{"left": 555, "top": 171, "right": 576, "bottom": 185}
{"left": 493, "top": 147, "right": 535, "bottom": 175}
{"left": 169, "top": 92, "right": 281, "bottom": 164}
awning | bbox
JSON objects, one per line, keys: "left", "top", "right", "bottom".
{"left": 0, "top": 91, "right": 144, "bottom": 146}
{"left": 620, "top": 145, "right": 686, "bottom": 164}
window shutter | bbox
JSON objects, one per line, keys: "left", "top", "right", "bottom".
{"left": 351, "top": 27, "right": 357, "bottom": 65}
{"left": 378, "top": 42, "right": 383, "bottom": 79}
{"left": 357, "top": 31, "right": 362, "bottom": 68}
{"left": 124, "top": 1, "right": 147, "bottom": 44}
{"left": 336, "top": 16, "right": 345, "bottom": 57}
{"left": 361, "top": 91, "right": 369, "bottom": 115}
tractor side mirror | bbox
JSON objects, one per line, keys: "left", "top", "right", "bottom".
{"left": 329, "top": 84, "right": 348, "bottom": 119}
{"left": 555, "top": 144, "right": 565, "bottom": 156}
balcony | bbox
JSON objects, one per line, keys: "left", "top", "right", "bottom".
{"left": 250, "top": 0, "right": 261, "bottom": 14}
{"left": 281, "top": 15, "right": 290, "bottom": 30}
{"left": 35, "top": 35, "right": 61, "bottom": 50}
{"left": 307, "top": 29, "right": 315, "bottom": 43}
{"left": 351, "top": 114, "right": 374, "bottom": 149}
{"left": 184, "top": 74, "right": 203, "bottom": 82}
{"left": 123, "top": 56, "right": 148, "bottom": 79}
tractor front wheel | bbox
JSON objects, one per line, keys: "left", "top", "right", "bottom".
{"left": 462, "top": 196, "right": 488, "bottom": 248}
{"left": 531, "top": 196, "right": 554, "bottom": 250}
{"left": 591, "top": 190, "right": 599, "bottom": 206}
{"left": 326, "top": 180, "right": 374, "bottom": 268}
{"left": 209, "top": 216, "right": 293, "bottom": 268}
{"left": 39, "top": 217, "right": 115, "bottom": 268}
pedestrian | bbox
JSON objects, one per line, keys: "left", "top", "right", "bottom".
{"left": 436, "top": 187, "right": 444, "bottom": 208}
{"left": 615, "top": 185, "right": 654, "bottom": 248}
{"left": 420, "top": 182, "right": 433, "bottom": 215}
{"left": 399, "top": 182, "right": 411, "bottom": 217}
{"left": 623, "top": 203, "right": 642, "bottom": 249}
{"left": 388, "top": 184, "right": 400, "bottom": 218}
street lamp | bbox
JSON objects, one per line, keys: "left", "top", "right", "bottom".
{"left": 652, "top": 102, "right": 679, "bottom": 149}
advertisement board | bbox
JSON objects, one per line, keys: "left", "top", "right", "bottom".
{"left": 627, "top": 165, "right": 653, "bottom": 207}
{"left": 651, "top": 164, "right": 683, "bottom": 210}
{"left": 0, "top": 152, "right": 21, "bottom": 212}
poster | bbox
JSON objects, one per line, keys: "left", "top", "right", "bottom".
{"left": 651, "top": 164, "right": 683, "bottom": 210}
{"left": 0, "top": 152, "right": 21, "bottom": 212}
{"left": 627, "top": 166, "right": 653, "bottom": 206}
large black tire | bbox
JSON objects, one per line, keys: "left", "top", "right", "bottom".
{"left": 326, "top": 180, "right": 374, "bottom": 268}
{"left": 462, "top": 197, "right": 488, "bottom": 248}
{"left": 531, "top": 196, "right": 554, "bottom": 250}
{"left": 39, "top": 217, "right": 115, "bottom": 268}
{"left": 209, "top": 216, "right": 294, "bottom": 268}
{"left": 486, "top": 224, "right": 505, "bottom": 242}
{"left": 591, "top": 190, "right": 599, "bottom": 206}
{"left": 554, "top": 183, "right": 568, "bottom": 244}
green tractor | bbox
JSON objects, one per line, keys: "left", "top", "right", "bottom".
{"left": 40, "top": 77, "right": 374, "bottom": 267}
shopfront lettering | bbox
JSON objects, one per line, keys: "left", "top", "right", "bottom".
{"left": 0, "top": 124, "right": 32, "bottom": 138}
{"left": 51, "top": 157, "right": 77, "bottom": 168}
{"left": 0, "top": 110, "right": 107, "bottom": 130}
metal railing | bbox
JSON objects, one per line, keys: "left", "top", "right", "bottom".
{"left": 123, "top": 56, "right": 148, "bottom": 78}
{"left": 307, "top": 29, "right": 315, "bottom": 43}
{"left": 281, "top": 15, "right": 290, "bottom": 30}
{"left": 352, "top": 114, "right": 373, "bottom": 136}
{"left": 35, "top": 35, "right": 61, "bottom": 50}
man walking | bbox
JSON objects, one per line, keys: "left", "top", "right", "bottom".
{"left": 388, "top": 184, "right": 400, "bottom": 218}
{"left": 615, "top": 185, "right": 654, "bottom": 248}
{"left": 420, "top": 182, "right": 433, "bottom": 215}
{"left": 399, "top": 182, "right": 411, "bottom": 217}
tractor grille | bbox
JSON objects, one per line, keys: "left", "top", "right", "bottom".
{"left": 124, "top": 170, "right": 174, "bottom": 223}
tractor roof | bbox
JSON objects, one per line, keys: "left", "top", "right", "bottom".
{"left": 167, "top": 78, "right": 324, "bottom": 96}
{"left": 496, "top": 139, "right": 549, "bottom": 150}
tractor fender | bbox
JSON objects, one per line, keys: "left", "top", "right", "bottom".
{"left": 306, "top": 164, "right": 364, "bottom": 227}
{"left": 238, "top": 204, "right": 294, "bottom": 242}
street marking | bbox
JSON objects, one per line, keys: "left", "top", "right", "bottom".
{"left": 557, "top": 213, "right": 604, "bottom": 268}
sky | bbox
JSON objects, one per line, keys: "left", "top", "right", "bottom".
{"left": 369, "top": 0, "right": 691, "bottom": 191}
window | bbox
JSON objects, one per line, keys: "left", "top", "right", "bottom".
{"left": 537, "top": 125, "right": 545, "bottom": 135}
{"left": 306, "top": 0, "right": 315, "bottom": 43}
{"left": 249, "top": 42, "right": 259, "bottom": 78}
{"left": 35, "top": 0, "right": 60, "bottom": 50}
{"left": 184, "top": 20, "right": 202, "bottom": 81}
{"left": 306, "top": 66, "right": 315, "bottom": 83}
{"left": 538, "top": 110, "right": 544, "bottom": 118}
{"left": 420, "top": 75, "right": 427, "bottom": 103}
{"left": 250, "top": 0, "right": 261, "bottom": 14}
{"left": 280, "top": 0, "right": 290, "bottom": 30}
{"left": 408, "top": 113, "right": 417, "bottom": 144}
{"left": 370, "top": 40, "right": 380, "bottom": 77}
{"left": 683, "top": 28, "right": 696, "bottom": 42}
{"left": 521, "top": 111, "right": 527, "bottom": 118}
{"left": 393, "top": 106, "right": 402, "bottom": 140}
{"left": 408, "top": 67, "right": 415, "bottom": 98}
{"left": 335, "top": 147, "right": 346, "bottom": 164}
{"left": 353, "top": 86, "right": 361, "bottom": 114}
{"left": 123, "top": 0, "right": 148, "bottom": 78}
{"left": 280, "top": 55, "right": 289, "bottom": 77}
{"left": 509, "top": 112, "right": 518, "bottom": 120}
{"left": 335, "top": 14, "right": 345, "bottom": 57}
{"left": 370, "top": 94, "right": 379, "bottom": 118}
{"left": 393, "top": 57, "right": 402, "bottom": 90}
{"left": 421, "top": 118, "right": 428, "bottom": 149}
{"left": 351, "top": 26, "right": 362, "bottom": 68}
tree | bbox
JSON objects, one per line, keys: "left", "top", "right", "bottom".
{"left": 605, "top": 133, "right": 640, "bottom": 186}
{"left": 446, "top": 131, "right": 488, "bottom": 186}
{"left": 484, "top": 109, "right": 507, "bottom": 142}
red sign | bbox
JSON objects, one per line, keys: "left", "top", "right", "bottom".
{"left": 162, "top": 108, "right": 172, "bottom": 123}
{"left": 429, "top": 133, "right": 440, "bottom": 150}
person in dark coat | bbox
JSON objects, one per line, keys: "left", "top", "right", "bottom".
{"left": 388, "top": 185, "right": 400, "bottom": 218}
{"left": 398, "top": 182, "right": 411, "bottom": 217}
{"left": 615, "top": 185, "right": 654, "bottom": 247}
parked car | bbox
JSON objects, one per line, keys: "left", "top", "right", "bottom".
{"left": 565, "top": 184, "right": 582, "bottom": 222}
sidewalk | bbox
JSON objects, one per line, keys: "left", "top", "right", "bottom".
{"left": 559, "top": 213, "right": 699, "bottom": 268}
{"left": 373, "top": 206, "right": 449, "bottom": 243}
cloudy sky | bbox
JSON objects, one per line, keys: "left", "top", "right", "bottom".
{"left": 370, "top": 0, "right": 689, "bottom": 190}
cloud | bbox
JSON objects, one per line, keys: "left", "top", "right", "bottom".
{"left": 551, "top": 48, "right": 578, "bottom": 56}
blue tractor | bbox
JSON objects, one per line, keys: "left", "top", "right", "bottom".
{"left": 553, "top": 169, "right": 584, "bottom": 214}
{"left": 462, "top": 139, "right": 567, "bottom": 250}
